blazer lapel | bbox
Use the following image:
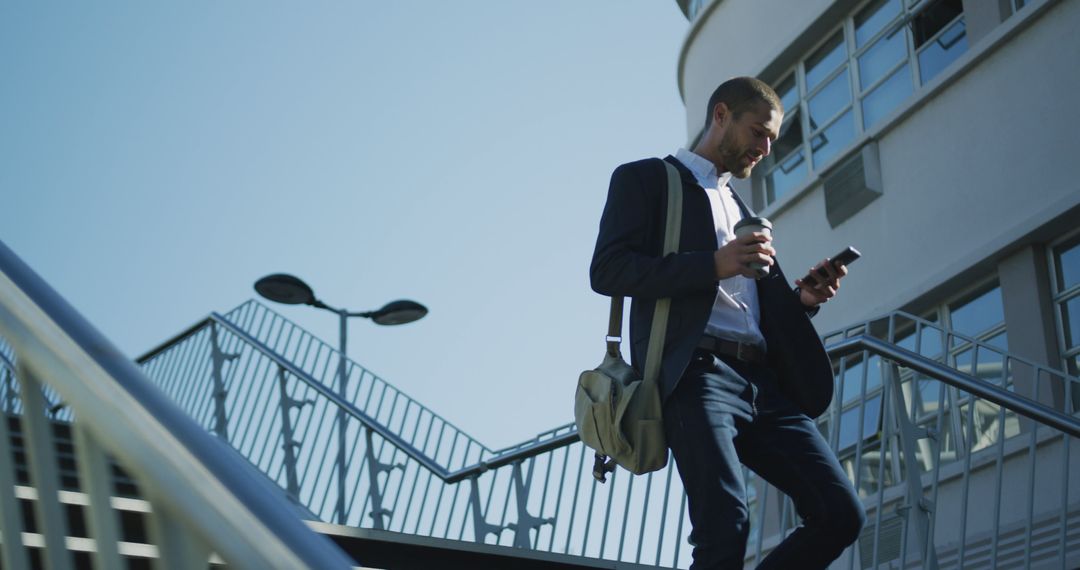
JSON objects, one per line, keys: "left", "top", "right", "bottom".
{"left": 726, "top": 182, "right": 756, "bottom": 220}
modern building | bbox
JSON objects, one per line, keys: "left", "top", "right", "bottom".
{"left": 675, "top": 0, "right": 1079, "bottom": 567}
{"left": 1, "top": 1, "right": 1078, "bottom": 568}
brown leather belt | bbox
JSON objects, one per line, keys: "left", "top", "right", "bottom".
{"left": 697, "top": 335, "right": 766, "bottom": 364}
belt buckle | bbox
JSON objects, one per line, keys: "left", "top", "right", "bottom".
{"left": 736, "top": 342, "right": 751, "bottom": 362}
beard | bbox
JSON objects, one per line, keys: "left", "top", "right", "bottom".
{"left": 717, "top": 129, "right": 755, "bottom": 179}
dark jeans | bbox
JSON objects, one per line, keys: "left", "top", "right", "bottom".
{"left": 663, "top": 349, "right": 865, "bottom": 570}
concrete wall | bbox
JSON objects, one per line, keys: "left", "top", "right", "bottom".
{"left": 679, "top": 0, "right": 835, "bottom": 137}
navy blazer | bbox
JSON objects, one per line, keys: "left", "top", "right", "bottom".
{"left": 590, "top": 156, "right": 834, "bottom": 418}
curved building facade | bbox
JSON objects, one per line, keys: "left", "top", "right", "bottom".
{"left": 674, "top": 0, "right": 1080, "bottom": 567}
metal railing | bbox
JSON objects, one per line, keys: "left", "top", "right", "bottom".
{"left": 0, "top": 240, "right": 355, "bottom": 569}
{"left": 137, "top": 300, "right": 1080, "bottom": 569}
{"left": 772, "top": 311, "right": 1080, "bottom": 570}
{"left": 138, "top": 301, "right": 691, "bottom": 563}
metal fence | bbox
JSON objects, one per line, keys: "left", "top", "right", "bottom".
{"left": 138, "top": 300, "right": 1080, "bottom": 569}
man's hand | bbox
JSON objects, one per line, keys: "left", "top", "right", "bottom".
{"left": 714, "top": 232, "right": 775, "bottom": 280}
{"left": 795, "top": 259, "right": 849, "bottom": 307}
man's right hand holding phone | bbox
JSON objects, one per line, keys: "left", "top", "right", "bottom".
{"left": 795, "top": 246, "right": 861, "bottom": 308}
{"left": 796, "top": 259, "right": 847, "bottom": 307}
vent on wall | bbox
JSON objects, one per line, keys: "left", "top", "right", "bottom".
{"left": 858, "top": 512, "right": 904, "bottom": 569}
{"left": 824, "top": 140, "right": 882, "bottom": 228}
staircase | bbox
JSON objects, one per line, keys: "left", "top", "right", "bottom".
{"left": 3, "top": 233, "right": 1080, "bottom": 568}
{"left": 135, "top": 300, "right": 1080, "bottom": 569}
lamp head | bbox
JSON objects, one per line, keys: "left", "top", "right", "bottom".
{"left": 254, "top": 274, "right": 317, "bottom": 306}
{"left": 371, "top": 300, "right": 428, "bottom": 325}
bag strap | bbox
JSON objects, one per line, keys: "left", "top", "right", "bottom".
{"left": 605, "top": 161, "right": 684, "bottom": 389}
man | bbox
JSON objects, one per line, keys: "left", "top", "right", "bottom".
{"left": 590, "top": 77, "right": 865, "bottom": 569}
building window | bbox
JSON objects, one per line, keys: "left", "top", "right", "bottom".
{"left": 914, "top": 0, "right": 968, "bottom": 83}
{"left": 759, "top": 0, "right": 969, "bottom": 207}
{"left": 1050, "top": 231, "right": 1080, "bottom": 410}
{"left": 766, "top": 75, "right": 809, "bottom": 203}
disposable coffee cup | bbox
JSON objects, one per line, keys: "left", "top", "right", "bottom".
{"left": 733, "top": 216, "right": 773, "bottom": 279}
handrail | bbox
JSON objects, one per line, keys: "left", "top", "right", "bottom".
{"left": 830, "top": 335, "right": 1080, "bottom": 437}
{"left": 456, "top": 331, "right": 1079, "bottom": 466}
{"left": 173, "top": 308, "right": 1080, "bottom": 483}
{"left": 207, "top": 311, "right": 584, "bottom": 483}
{"left": 135, "top": 315, "right": 215, "bottom": 364}
{"left": 207, "top": 312, "right": 453, "bottom": 479}
{"left": 132, "top": 297, "right": 1080, "bottom": 568}
{"left": 0, "top": 240, "right": 355, "bottom": 569}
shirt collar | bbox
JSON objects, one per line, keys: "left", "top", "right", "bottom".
{"left": 675, "top": 148, "right": 732, "bottom": 191}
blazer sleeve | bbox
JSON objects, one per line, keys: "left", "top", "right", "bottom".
{"left": 589, "top": 161, "right": 718, "bottom": 299}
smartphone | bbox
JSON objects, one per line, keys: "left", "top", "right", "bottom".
{"left": 800, "top": 246, "right": 861, "bottom": 287}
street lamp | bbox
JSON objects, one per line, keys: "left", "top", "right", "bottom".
{"left": 253, "top": 273, "right": 427, "bottom": 524}
{"left": 254, "top": 273, "right": 427, "bottom": 325}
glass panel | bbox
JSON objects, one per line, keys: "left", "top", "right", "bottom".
{"left": 848, "top": 440, "right": 895, "bottom": 497}
{"left": 776, "top": 74, "right": 799, "bottom": 115}
{"left": 949, "top": 286, "right": 1004, "bottom": 337}
{"left": 767, "top": 149, "right": 808, "bottom": 203}
{"left": 806, "top": 32, "right": 847, "bottom": 91}
{"left": 913, "top": 0, "right": 963, "bottom": 46}
{"left": 1062, "top": 295, "right": 1080, "bottom": 348}
{"left": 866, "top": 355, "right": 883, "bottom": 392}
{"left": 919, "top": 325, "right": 944, "bottom": 359}
{"left": 842, "top": 359, "right": 866, "bottom": 403}
{"left": 838, "top": 407, "right": 860, "bottom": 450}
{"left": 808, "top": 68, "right": 852, "bottom": 128}
{"left": 918, "top": 18, "right": 968, "bottom": 84}
{"left": 838, "top": 395, "right": 881, "bottom": 450}
{"left": 1067, "top": 358, "right": 1079, "bottom": 414}
{"left": 974, "top": 346, "right": 1006, "bottom": 386}
{"left": 1054, "top": 237, "right": 1080, "bottom": 291}
{"left": 773, "top": 113, "right": 803, "bottom": 159}
{"left": 954, "top": 346, "right": 973, "bottom": 375}
{"left": 863, "top": 394, "right": 882, "bottom": 439}
{"left": 855, "top": 0, "right": 902, "bottom": 47}
{"left": 967, "top": 399, "right": 997, "bottom": 451}
{"left": 916, "top": 377, "right": 945, "bottom": 417}
{"left": 965, "top": 399, "right": 1011, "bottom": 453}
{"left": 986, "top": 330, "right": 1008, "bottom": 351}
{"left": 811, "top": 110, "right": 855, "bottom": 169}
{"left": 859, "top": 28, "right": 906, "bottom": 89}
{"left": 818, "top": 417, "right": 830, "bottom": 441}
{"left": 930, "top": 409, "right": 959, "bottom": 466}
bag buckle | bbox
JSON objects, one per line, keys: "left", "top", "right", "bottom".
{"left": 592, "top": 453, "right": 616, "bottom": 483}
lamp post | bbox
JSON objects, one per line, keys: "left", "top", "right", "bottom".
{"left": 254, "top": 273, "right": 427, "bottom": 524}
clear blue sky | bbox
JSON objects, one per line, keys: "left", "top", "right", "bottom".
{"left": 1, "top": 2, "right": 689, "bottom": 448}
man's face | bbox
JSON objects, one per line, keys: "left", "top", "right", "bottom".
{"left": 716, "top": 101, "right": 782, "bottom": 178}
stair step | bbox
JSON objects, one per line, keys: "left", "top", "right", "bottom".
{"left": 311, "top": 522, "right": 669, "bottom": 570}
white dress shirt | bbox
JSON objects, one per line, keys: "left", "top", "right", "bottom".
{"left": 674, "top": 148, "right": 767, "bottom": 349}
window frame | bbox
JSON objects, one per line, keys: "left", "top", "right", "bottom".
{"left": 758, "top": 0, "right": 969, "bottom": 208}
{"left": 1049, "top": 229, "right": 1080, "bottom": 377}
